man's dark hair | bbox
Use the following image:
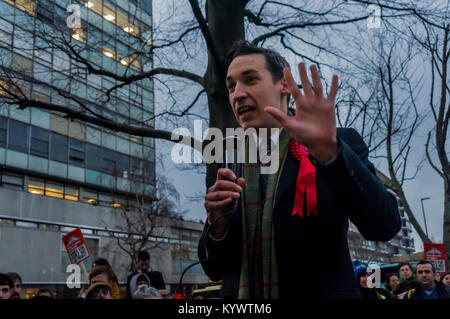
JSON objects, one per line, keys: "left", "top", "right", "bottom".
{"left": 36, "top": 288, "right": 53, "bottom": 298}
{"left": 398, "top": 262, "right": 413, "bottom": 272}
{"left": 137, "top": 251, "right": 150, "bottom": 262}
{"left": 5, "top": 272, "right": 22, "bottom": 284}
{"left": 0, "top": 273, "right": 13, "bottom": 288}
{"left": 226, "top": 40, "right": 290, "bottom": 84}
{"left": 94, "top": 258, "right": 111, "bottom": 267}
{"left": 89, "top": 265, "right": 113, "bottom": 283}
{"left": 416, "top": 260, "right": 435, "bottom": 273}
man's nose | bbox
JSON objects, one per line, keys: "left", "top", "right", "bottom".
{"left": 233, "top": 82, "right": 247, "bottom": 101}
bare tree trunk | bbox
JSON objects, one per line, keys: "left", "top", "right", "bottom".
{"left": 203, "top": 0, "right": 246, "bottom": 188}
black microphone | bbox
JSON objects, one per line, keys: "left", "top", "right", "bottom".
{"left": 223, "top": 135, "right": 242, "bottom": 180}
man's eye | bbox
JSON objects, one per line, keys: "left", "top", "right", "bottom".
{"left": 227, "top": 83, "right": 235, "bottom": 90}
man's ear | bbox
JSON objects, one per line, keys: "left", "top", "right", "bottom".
{"left": 280, "top": 77, "right": 290, "bottom": 96}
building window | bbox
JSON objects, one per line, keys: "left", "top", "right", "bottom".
{"left": 45, "top": 181, "right": 63, "bottom": 198}
{"left": 0, "top": 116, "right": 7, "bottom": 147}
{"left": 16, "top": 0, "right": 36, "bottom": 16}
{"left": 36, "top": 0, "right": 53, "bottom": 24}
{"left": 102, "top": 148, "right": 116, "bottom": 174}
{"left": 54, "top": 5, "right": 70, "bottom": 34}
{"left": 8, "top": 119, "right": 29, "bottom": 152}
{"left": 82, "top": 188, "right": 98, "bottom": 204}
{"left": 69, "top": 138, "right": 85, "bottom": 166}
{"left": 1, "top": 171, "right": 23, "bottom": 189}
{"left": 11, "top": 53, "right": 33, "bottom": 77}
{"left": 30, "top": 125, "right": 49, "bottom": 158}
{"left": 50, "top": 132, "right": 68, "bottom": 163}
{"left": 86, "top": 144, "right": 103, "bottom": 170}
{"left": 0, "top": 17, "right": 13, "bottom": 46}
{"left": 116, "top": 152, "right": 129, "bottom": 178}
{"left": 28, "top": 177, "right": 44, "bottom": 195}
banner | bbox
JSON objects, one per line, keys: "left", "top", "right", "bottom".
{"left": 424, "top": 243, "right": 447, "bottom": 274}
{"left": 62, "top": 227, "right": 91, "bottom": 265}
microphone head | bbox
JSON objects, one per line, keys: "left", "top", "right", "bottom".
{"left": 222, "top": 135, "right": 242, "bottom": 178}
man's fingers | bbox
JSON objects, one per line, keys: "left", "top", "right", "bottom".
{"left": 209, "top": 179, "right": 242, "bottom": 193}
{"left": 216, "top": 168, "right": 236, "bottom": 181}
{"left": 283, "top": 67, "right": 302, "bottom": 101}
{"left": 327, "top": 75, "right": 339, "bottom": 102}
{"left": 310, "top": 65, "right": 323, "bottom": 97}
{"left": 236, "top": 178, "right": 245, "bottom": 187}
{"left": 205, "top": 191, "right": 240, "bottom": 202}
{"left": 205, "top": 198, "right": 232, "bottom": 212}
{"left": 299, "top": 63, "right": 313, "bottom": 96}
{"left": 265, "top": 106, "right": 290, "bottom": 127}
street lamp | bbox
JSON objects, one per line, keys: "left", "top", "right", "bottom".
{"left": 420, "top": 197, "right": 430, "bottom": 238}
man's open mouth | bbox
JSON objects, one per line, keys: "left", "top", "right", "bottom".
{"left": 237, "top": 105, "right": 255, "bottom": 115}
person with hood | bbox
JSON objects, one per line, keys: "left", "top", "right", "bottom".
{"left": 353, "top": 260, "right": 392, "bottom": 299}
{"left": 129, "top": 273, "right": 151, "bottom": 299}
{"left": 125, "top": 251, "right": 166, "bottom": 299}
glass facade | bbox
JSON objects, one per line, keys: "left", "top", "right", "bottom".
{"left": 0, "top": 0, "right": 155, "bottom": 194}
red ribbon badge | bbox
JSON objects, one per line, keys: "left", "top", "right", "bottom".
{"left": 289, "top": 139, "right": 318, "bottom": 218}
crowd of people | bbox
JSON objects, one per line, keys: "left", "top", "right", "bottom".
{"left": 0, "top": 251, "right": 171, "bottom": 300}
{"left": 1, "top": 255, "right": 449, "bottom": 299}
{"left": 353, "top": 260, "right": 450, "bottom": 299}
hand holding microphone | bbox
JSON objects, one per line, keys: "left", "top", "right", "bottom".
{"left": 203, "top": 136, "right": 245, "bottom": 239}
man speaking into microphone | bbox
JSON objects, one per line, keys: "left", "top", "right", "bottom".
{"left": 198, "top": 41, "right": 400, "bottom": 299}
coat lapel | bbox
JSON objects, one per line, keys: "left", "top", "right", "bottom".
{"left": 273, "top": 151, "right": 298, "bottom": 212}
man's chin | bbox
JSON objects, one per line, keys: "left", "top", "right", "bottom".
{"left": 10, "top": 294, "right": 20, "bottom": 299}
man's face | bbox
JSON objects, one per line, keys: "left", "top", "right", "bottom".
{"left": 0, "top": 285, "right": 11, "bottom": 299}
{"left": 138, "top": 259, "right": 150, "bottom": 272}
{"left": 10, "top": 279, "right": 21, "bottom": 299}
{"left": 90, "top": 287, "right": 111, "bottom": 299}
{"left": 416, "top": 264, "right": 435, "bottom": 287}
{"left": 90, "top": 273, "right": 112, "bottom": 287}
{"left": 226, "top": 54, "right": 289, "bottom": 131}
{"left": 400, "top": 265, "right": 413, "bottom": 279}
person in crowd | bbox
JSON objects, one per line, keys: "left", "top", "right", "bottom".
{"left": 134, "top": 285, "right": 162, "bottom": 299}
{"left": 5, "top": 272, "right": 22, "bottom": 299}
{"left": 79, "top": 265, "right": 116, "bottom": 299}
{"left": 353, "top": 260, "right": 392, "bottom": 299}
{"left": 159, "top": 289, "right": 170, "bottom": 299}
{"left": 198, "top": 40, "right": 401, "bottom": 299}
{"left": 129, "top": 273, "right": 151, "bottom": 299}
{"left": 439, "top": 272, "right": 450, "bottom": 288}
{"left": 0, "top": 273, "right": 13, "bottom": 299}
{"left": 404, "top": 261, "right": 450, "bottom": 299}
{"left": 35, "top": 288, "right": 53, "bottom": 299}
{"left": 85, "top": 282, "right": 112, "bottom": 300}
{"left": 384, "top": 273, "right": 400, "bottom": 296}
{"left": 125, "top": 251, "right": 166, "bottom": 299}
{"left": 91, "top": 258, "right": 120, "bottom": 299}
{"left": 395, "top": 262, "right": 419, "bottom": 295}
